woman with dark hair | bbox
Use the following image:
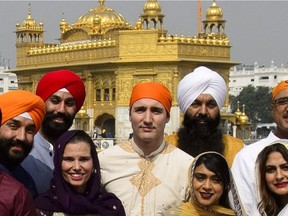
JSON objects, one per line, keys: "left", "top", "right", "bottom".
{"left": 35, "top": 130, "right": 125, "bottom": 216}
{"left": 256, "top": 141, "right": 288, "bottom": 216}
{"left": 164, "top": 151, "right": 244, "bottom": 216}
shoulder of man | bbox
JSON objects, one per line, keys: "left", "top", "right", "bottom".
{"left": 164, "top": 133, "right": 178, "bottom": 147}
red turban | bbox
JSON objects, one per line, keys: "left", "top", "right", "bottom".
{"left": 272, "top": 80, "right": 288, "bottom": 100}
{"left": 129, "top": 82, "right": 172, "bottom": 114}
{"left": 36, "top": 70, "right": 86, "bottom": 112}
{"left": 0, "top": 90, "right": 46, "bottom": 132}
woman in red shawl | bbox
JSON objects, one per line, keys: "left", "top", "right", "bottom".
{"left": 35, "top": 130, "right": 125, "bottom": 216}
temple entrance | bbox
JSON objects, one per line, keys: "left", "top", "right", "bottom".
{"left": 94, "top": 113, "right": 115, "bottom": 138}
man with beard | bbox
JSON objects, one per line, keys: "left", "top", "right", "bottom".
{"left": 165, "top": 66, "right": 243, "bottom": 167}
{"left": 21, "top": 69, "right": 86, "bottom": 195}
{"left": 0, "top": 90, "right": 45, "bottom": 200}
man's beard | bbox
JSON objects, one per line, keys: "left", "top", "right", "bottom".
{"left": 0, "top": 138, "right": 32, "bottom": 168}
{"left": 177, "top": 112, "right": 224, "bottom": 157}
{"left": 41, "top": 112, "right": 74, "bottom": 140}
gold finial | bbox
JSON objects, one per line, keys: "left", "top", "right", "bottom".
{"left": 99, "top": 0, "right": 105, "bottom": 6}
{"left": 239, "top": 104, "right": 249, "bottom": 124}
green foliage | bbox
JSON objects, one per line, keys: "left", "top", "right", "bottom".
{"left": 229, "top": 85, "right": 274, "bottom": 128}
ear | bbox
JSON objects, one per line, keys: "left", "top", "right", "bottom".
{"left": 129, "top": 114, "right": 132, "bottom": 123}
{"left": 166, "top": 117, "right": 170, "bottom": 123}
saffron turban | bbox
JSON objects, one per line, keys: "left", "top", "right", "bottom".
{"left": 0, "top": 90, "right": 45, "bottom": 131}
{"left": 36, "top": 70, "right": 86, "bottom": 112}
{"left": 272, "top": 80, "right": 288, "bottom": 100}
{"left": 129, "top": 82, "right": 172, "bottom": 114}
{"left": 177, "top": 66, "right": 227, "bottom": 114}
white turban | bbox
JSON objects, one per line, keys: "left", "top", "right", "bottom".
{"left": 177, "top": 66, "right": 227, "bottom": 114}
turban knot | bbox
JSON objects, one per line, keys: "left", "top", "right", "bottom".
{"left": 129, "top": 82, "right": 172, "bottom": 114}
{"left": 36, "top": 70, "right": 86, "bottom": 112}
{"left": 177, "top": 66, "right": 227, "bottom": 114}
{"left": 0, "top": 90, "right": 45, "bottom": 131}
{"left": 272, "top": 80, "right": 288, "bottom": 100}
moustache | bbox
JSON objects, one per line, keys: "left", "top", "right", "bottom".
{"left": 9, "top": 139, "right": 31, "bottom": 151}
{"left": 46, "top": 112, "right": 70, "bottom": 122}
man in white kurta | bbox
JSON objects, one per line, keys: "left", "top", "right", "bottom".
{"left": 99, "top": 140, "right": 193, "bottom": 216}
{"left": 231, "top": 132, "right": 279, "bottom": 216}
{"left": 232, "top": 80, "right": 288, "bottom": 215}
{"left": 98, "top": 82, "right": 193, "bottom": 216}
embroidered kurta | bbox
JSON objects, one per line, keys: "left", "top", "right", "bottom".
{"left": 165, "top": 133, "right": 244, "bottom": 167}
{"left": 21, "top": 132, "right": 55, "bottom": 195}
{"left": 98, "top": 140, "right": 193, "bottom": 216}
{"left": 231, "top": 132, "right": 279, "bottom": 216}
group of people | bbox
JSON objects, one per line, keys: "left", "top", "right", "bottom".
{"left": 0, "top": 66, "right": 287, "bottom": 216}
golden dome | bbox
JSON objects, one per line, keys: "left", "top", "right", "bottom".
{"left": 239, "top": 104, "right": 249, "bottom": 124}
{"left": 77, "top": 106, "right": 88, "bottom": 117}
{"left": 206, "top": 1, "right": 223, "bottom": 20}
{"left": 234, "top": 101, "right": 242, "bottom": 117}
{"left": 143, "top": 0, "right": 162, "bottom": 15}
{"left": 22, "top": 9, "right": 37, "bottom": 28}
{"left": 76, "top": 0, "right": 128, "bottom": 28}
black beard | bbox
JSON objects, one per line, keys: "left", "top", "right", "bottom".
{"left": 0, "top": 138, "right": 32, "bottom": 169}
{"left": 177, "top": 112, "right": 224, "bottom": 157}
{"left": 41, "top": 112, "right": 74, "bottom": 141}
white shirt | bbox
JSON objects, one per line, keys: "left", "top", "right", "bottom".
{"left": 278, "top": 204, "right": 288, "bottom": 216}
{"left": 98, "top": 140, "right": 193, "bottom": 216}
{"left": 231, "top": 132, "right": 280, "bottom": 216}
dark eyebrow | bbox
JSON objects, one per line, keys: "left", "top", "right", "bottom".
{"left": 7, "top": 119, "right": 21, "bottom": 125}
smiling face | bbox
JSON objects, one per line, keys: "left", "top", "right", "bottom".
{"left": 61, "top": 141, "right": 93, "bottom": 193}
{"left": 0, "top": 116, "right": 36, "bottom": 167}
{"left": 192, "top": 163, "right": 224, "bottom": 207}
{"left": 42, "top": 91, "right": 77, "bottom": 140}
{"left": 265, "top": 151, "right": 288, "bottom": 197}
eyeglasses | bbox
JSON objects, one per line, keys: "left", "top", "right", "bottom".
{"left": 273, "top": 97, "right": 288, "bottom": 107}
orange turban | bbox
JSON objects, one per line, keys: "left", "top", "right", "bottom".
{"left": 129, "top": 82, "right": 172, "bottom": 113}
{"left": 36, "top": 70, "right": 86, "bottom": 112}
{"left": 272, "top": 80, "right": 288, "bottom": 100}
{"left": 0, "top": 90, "right": 46, "bottom": 131}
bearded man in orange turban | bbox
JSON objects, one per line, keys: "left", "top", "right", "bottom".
{"left": 98, "top": 82, "right": 193, "bottom": 215}
{"left": 21, "top": 69, "right": 86, "bottom": 196}
{"left": 0, "top": 90, "right": 45, "bottom": 198}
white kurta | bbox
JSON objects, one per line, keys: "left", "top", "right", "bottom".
{"left": 278, "top": 204, "right": 288, "bottom": 216}
{"left": 98, "top": 140, "right": 193, "bottom": 216}
{"left": 231, "top": 132, "right": 280, "bottom": 216}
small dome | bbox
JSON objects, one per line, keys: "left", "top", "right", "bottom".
{"left": 22, "top": 10, "right": 37, "bottom": 28}
{"left": 238, "top": 104, "right": 249, "bottom": 124}
{"left": 143, "top": 0, "right": 162, "bottom": 15}
{"left": 77, "top": 107, "right": 88, "bottom": 117}
{"left": 239, "top": 113, "right": 249, "bottom": 124}
{"left": 60, "top": 17, "right": 68, "bottom": 26}
{"left": 206, "top": 1, "right": 223, "bottom": 19}
{"left": 234, "top": 101, "right": 242, "bottom": 117}
{"left": 76, "top": 0, "right": 128, "bottom": 28}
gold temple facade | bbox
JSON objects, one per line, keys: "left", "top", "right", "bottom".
{"left": 13, "top": 0, "right": 239, "bottom": 140}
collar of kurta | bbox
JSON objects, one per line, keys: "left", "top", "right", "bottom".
{"left": 131, "top": 139, "right": 167, "bottom": 158}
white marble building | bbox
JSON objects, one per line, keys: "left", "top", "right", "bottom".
{"left": 229, "top": 61, "right": 288, "bottom": 96}
{"left": 0, "top": 66, "right": 18, "bottom": 94}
